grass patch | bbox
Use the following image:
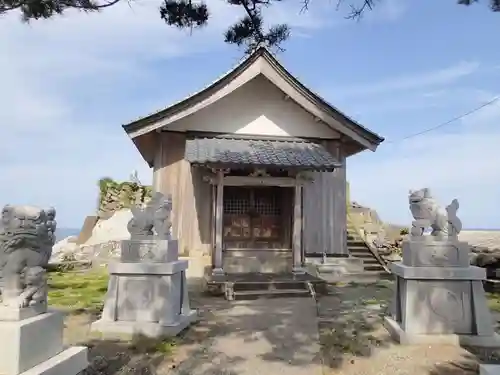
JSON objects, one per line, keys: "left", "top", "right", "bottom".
{"left": 129, "top": 336, "right": 177, "bottom": 355}
{"left": 361, "top": 298, "right": 380, "bottom": 306}
{"left": 48, "top": 270, "right": 109, "bottom": 312}
{"left": 487, "top": 292, "right": 500, "bottom": 313}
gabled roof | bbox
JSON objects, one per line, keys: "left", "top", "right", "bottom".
{"left": 122, "top": 46, "right": 384, "bottom": 152}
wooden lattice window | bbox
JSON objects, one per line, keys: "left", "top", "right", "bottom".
{"left": 223, "top": 188, "right": 251, "bottom": 214}
{"left": 254, "top": 188, "right": 281, "bottom": 216}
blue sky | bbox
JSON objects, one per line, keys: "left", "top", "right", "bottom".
{"left": 1, "top": 0, "right": 499, "bottom": 229}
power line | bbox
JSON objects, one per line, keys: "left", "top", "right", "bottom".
{"left": 385, "top": 95, "right": 500, "bottom": 144}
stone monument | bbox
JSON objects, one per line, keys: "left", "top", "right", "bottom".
{"left": 0, "top": 205, "right": 88, "bottom": 375}
{"left": 384, "top": 188, "right": 500, "bottom": 346}
{"left": 91, "top": 192, "right": 197, "bottom": 338}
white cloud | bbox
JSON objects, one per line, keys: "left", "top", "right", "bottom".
{"left": 335, "top": 61, "right": 480, "bottom": 98}
{"left": 347, "top": 97, "right": 500, "bottom": 229}
{"left": 0, "top": 0, "right": 330, "bottom": 228}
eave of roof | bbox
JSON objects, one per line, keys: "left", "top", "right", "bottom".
{"left": 185, "top": 136, "right": 342, "bottom": 172}
{"left": 122, "top": 46, "right": 384, "bottom": 150}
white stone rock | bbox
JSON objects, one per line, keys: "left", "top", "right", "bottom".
{"left": 50, "top": 238, "right": 79, "bottom": 263}
{"left": 83, "top": 209, "right": 132, "bottom": 246}
{"left": 49, "top": 210, "right": 134, "bottom": 264}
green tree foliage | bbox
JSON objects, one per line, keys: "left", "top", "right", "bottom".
{"left": 1, "top": 0, "right": 499, "bottom": 53}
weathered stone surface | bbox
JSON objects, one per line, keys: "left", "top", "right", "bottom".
{"left": 0, "top": 205, "right": 56, "bottom": 311}
{"left": 120, "top": 239, "right": 178, "bottom": 263}
{"left": 91, "top": 194, "right": 196, "bottom": 339}
{"left": 385, "top": 191, "right": 500, "bottom": 347}
{"left": 0, "top": 204, "right": 88, "bottom": 375}
{"left": 127, "top": 192, "right": 172, "bottom": 239}
{"left": 408, "top": 188, "right": 462, "bottom": 239}
{"left": 97, "top": 178, "right": 152, "bottom": 217}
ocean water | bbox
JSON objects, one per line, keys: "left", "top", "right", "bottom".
{"left": 55, "top": 227, "right": 80, "bottom": 241}
{"left": 463, "top": 228, "right": 500, "bottom": 231}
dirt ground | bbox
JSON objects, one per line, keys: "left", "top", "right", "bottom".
{"left": 318, "top": 280, "right": 500, "bottom": 375}
{"left": 66, "top": 294, "right": 231, "bottom": 375}
{"left": 63, "top": 280, "right": 500, "bottom": 375}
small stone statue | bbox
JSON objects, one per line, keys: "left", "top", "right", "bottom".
{"left": 17, "top": 266, "right": 48, "bottom": 308}
{"left": 445, "top": 199, "right": 462, "bottom": 238}
{"left": 0, "top": 205, "right": 56, "bottom": 308}
{"left": 153, "top": 195, "right": 173, "bottom": 239}
{"left": 127, "top": 192, "right": 172, "bottom": 239}
{"left": 408, "top": 188, "right": 461, "bottom": 239}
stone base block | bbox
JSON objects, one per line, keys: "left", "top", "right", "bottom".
{"left": 0, "top": 311, "right": 66, "bottom": 375}
{"left": 222, "top": 251, "right": 292, "bottom": 274}
{"left": 384, "top": 316, "right": 500, "bottom": 348}
{"left": 402, "top": 238, "right": 470, "bottom": 267}
{"left": 306, "top": 257, "right": 364, "bottom": 282}
{"left": 91, "top": 310, "right": 197, "bottom": 339}
{"left": 0, "top": 304, "right": 48, "bottom": 321}
{"left": 480, "top": 364, "right": 500, "bottom": 375}
{"left": 121, "top": 239, "right": 179, "bottom": 263}
{"left": 19, "top": 346, "right": 88, "bottom": 375}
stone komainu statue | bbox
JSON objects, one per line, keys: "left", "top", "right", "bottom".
{"left": 0, "top": 205, "right": 56, "bottom": 308}
{"left": 408, "top": 188, "right": 462, "bottom": 238}
{"left": 127, "top": 192, "right": 172, "bottom": 238}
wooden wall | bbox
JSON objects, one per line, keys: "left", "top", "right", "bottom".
{"left": 302, "top": 140, "right": 348, "bottom": 256}
{"left": 153, "top": 131, "right": 213, "bottom": 256}
{"left": 152, "top": 131, "right": 348, "bottom": 259}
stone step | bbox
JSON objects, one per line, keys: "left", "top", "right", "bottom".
{"left": 348, "top": 248, "right": 373, "bottom": 254}
{"left": 234, "top": 282, "right": 308, "bottom": 292}
{"left": 341, "top": 271, "right": 392, "bottom": 284}
{"left": 348, "top": 244, "right": 373, "bottom": 250}
{"left": 347, "top": 241, "right": 365, "bottom": 245}
{"left": 353, "top": 257, "right": 380, "bottom": 264}
{"left": 348, "top": 243, "right": 365, "bottom": 247}
{"left": 363, "top": 264, "right": 386, "bottom": 272}
{"left": 232, "top": 289, "right": 312, "bottom": 300}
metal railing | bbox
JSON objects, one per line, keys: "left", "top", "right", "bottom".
{"left": 346, "top": 211, "right": 391, "bottom": 273}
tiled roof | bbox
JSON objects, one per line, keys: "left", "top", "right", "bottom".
{"left": 185, "top": 137, "right": 341, "bottom": 171}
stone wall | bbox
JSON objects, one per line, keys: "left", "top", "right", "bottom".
{"left": 98, "top": 177, "right": 152, "bottom": 217}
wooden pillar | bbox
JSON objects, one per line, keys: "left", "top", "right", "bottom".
{"left": 292, "top": 184, "right": 305, "bottom": 274}
{"left": 152, "top": 132, "right": 163, "bottom": 193}
{"left": 212, "top": 170, "right": 225, "bottom": 276}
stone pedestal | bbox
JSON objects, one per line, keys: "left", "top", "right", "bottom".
{"left": 480, "top": 365, "right": 500, "bottom": 375}
{"left": 384, "top": 236, "right": 500, "bottom": 347}
{"left": 0, "top": 307, "right": 87, "bottom": 375}
{"left": 91, "top": 238, "right": 197, "bottom": 339}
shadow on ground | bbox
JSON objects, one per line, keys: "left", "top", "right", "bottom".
{"left": 166, "top": 292, "right": 323, "bottom": 375}
{"left": 61, "top": 278, "right": 406, "bottom": 375}
{"left": 317, "top": 281, "right": 394, "bottom": 370}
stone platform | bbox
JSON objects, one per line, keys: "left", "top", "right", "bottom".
{"left": 480, "top": 364, "right": 500, "bottom": 375}
{"left": 91, "top": 238, "right": 197, "bottom": 338}
{"left": 385, "top": 236, "right": 500, "bottom": 347}
{"left": 0, "top": 308, "right": 87, "bottom": 375}
{"left": 306, "top": 256, "right": 364, "bottom": 282}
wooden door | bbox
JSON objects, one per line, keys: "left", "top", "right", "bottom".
{"left": 223, "top": 186, "right": 283, "bottom": 249}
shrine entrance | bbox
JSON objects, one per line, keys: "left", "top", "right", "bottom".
{"left": 222, "top": 186, "right": 293, "bottom": 251}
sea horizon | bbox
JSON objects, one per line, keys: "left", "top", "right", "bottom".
{"left": 55, "top": 227, "right": 80, "bottom": 240}
{"left": 462, "top": 228, "right": 500, "bottom": 231}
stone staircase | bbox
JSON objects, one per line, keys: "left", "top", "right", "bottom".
{"left": 346, "top": 220, "right": 390, "bottom": 282}
{"left": 206, "top": 272, "right": 327, "bottom": 301}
